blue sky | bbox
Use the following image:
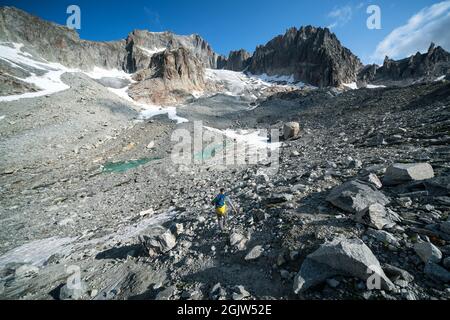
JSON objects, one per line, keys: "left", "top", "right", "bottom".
{"left": 2, "top": 0, "right": 450, "bottom": 64}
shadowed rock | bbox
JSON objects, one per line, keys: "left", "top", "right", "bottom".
{"left": 327, "top": 180, "right": 390, "bottom": 214}
{"left": 294, "top": 237, "right": 395, "bottom": 294}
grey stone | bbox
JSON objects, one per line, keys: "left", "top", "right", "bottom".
{"left": 326, "top": 278, "right": 340, "bottom": 288}
{"left": 140, "top": 229, "right": 177, "bottom": 256}
{"left": 15, "top": 265, "right": 39, "bottom": 278}
{"left": 283, "top": 122, "right": 300, "bottom": 140}
{"left": 232, "top": 285, "right": 250, "bottom": 300}
{"left": 360, "top": 173, "right": 383, "bottom": 189}
{"left": 366, "top": 228, "right": 400, "bottom": 247}
{"left": 294, "top": 237, "right": 394, "bottom": 294}
{"left": 383, "top": 163, "right": 434, "bottom": 186}
{"left": 440, "top": 221, "right": 450, "bottom": 235}
{"left": 230, "top": 232, "right": 249, "bottom": 251}
{"left": 264, "top": 193, "right": 294, "bottom": 205}
{"left": 355, "top": 204, "right": 396, "bottom": 230}
{"left": 443, "top": 257, "right": 450, "bottom": 270}
{"left": 326, "top": 180, "right": 390, "bottom": 214}
{"left": 424, "top": 262, "right": 450, "bottom": 283}
{"left": 414, "top": 242, "right": 442, "bottom": 263}
{"left": 383, "top": 264, "right": 414, "bottom": 282}
{"left": 245, "top": 245, "right": 264, "bottom": 261}
{"left": 252, "top": 209, "right": 268, "bottom": 223}
{"left": 155, "top": 286, "right": 177, "bottom": 300}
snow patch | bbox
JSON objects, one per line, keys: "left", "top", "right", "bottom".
{"left": 366, "top": 84, "right": 386, "bottom": 89}
{"left": 251, "top": 73, "right": 297, "bottom": 84}
{"left": 83, "top": 66, "right": 134, "bottom": 81}
{"left": 204, "top": 126, "right": 281, "bottom": 151}
{"left": 0, "top": 115, "right": 5, "bottom": 121}
{"left": 435, "top": 75, "right": 446, "bottom": 82}
{"left": 0, "top": 237, "right": 75, "bottom": 268}
{"left": 205, "top": 69, "right": 311, "bottom": 98}
{"left": 138, "top": 46, "right": 166, "bottom": 57}
{"left": 139, "top": 105, "right": 189, "bottom": 124}
{"left": 102, "top": 79, "right": 188, "bottom": 124}
{"left": 0, "top": 43, "right": 74, "bottom": 102}
{"left": 343, "top": 82, "right": 358, "bottom": 90}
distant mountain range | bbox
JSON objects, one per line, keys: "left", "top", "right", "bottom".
{"left": 1, "top": 5, "right": 449, "bottom": 103}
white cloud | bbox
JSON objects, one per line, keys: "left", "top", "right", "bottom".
{"left": 327, "top": 5, "right": 353, "bottom": 29}
{"left": 372, "top": 0, "right": 450, "bottom": 64}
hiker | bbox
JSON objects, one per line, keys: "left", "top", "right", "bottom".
{"left": 211, "top": 188, "right": 238, "bottom": 231}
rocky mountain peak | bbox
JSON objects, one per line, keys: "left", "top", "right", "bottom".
{"left": 248, "top": 25, "right": 362, "bottom": 87}
{"left": 359, "top": 42, "right": 450, "bottom": 86}
{"left": 219, "top": 49, "right": 252, "bottom": 72}
{"left": 128, "top": 47, "right": 206, "bottom": 105}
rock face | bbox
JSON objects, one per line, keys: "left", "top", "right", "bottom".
{"left": 124, "top": 29, "right": 220, "bottom": 72}
{"left": 294, "top": 238, "right": 394, "bottom": 293}
{"left": 358, "top": 43, "right": 450, "bottom": 85}
{"left": 326, "top": 180, "right": 390, "bottom": 214}
{"left": 128, "top": 48, "right": 206, "bottom": 105}
{"left": 0, "top": 6, "right": 220, "bottom": 73}
{"left": 0, "top": 6, "right": 127, "bottom": 71}
{"left": 248, "top": 26, "right": 363, "bottom": 87}
{"left": 220, "top": 49, "right": 252, "bottom": 71}
{"left": 383, "top": 163, "right": 435, "bottom": 186}
{"left": 0, "top": 74, "right": 39, "bottom": 96}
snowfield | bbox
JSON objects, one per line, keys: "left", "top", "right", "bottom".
{"left": 0, "top": 43, "right": 73, "bottom": 102}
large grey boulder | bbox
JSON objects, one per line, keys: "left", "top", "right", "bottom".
{"left": 354, "top": 204, "right": 398, "bottom": 230}
{"left": 326, "top": 180, "right": 390, "bottom": 214}
{"left": 293, "top": 237, "right": 395, "bottom": 294}
{"left": 139, "top": 229, "right": 177, "bottom": 256}
{"left": 424, "top": 262, "right": 450, "bottom": 283}
{"left": 283, "top": 122, "right": 300, "bottom": 140}
{"left": 230, "top": 232, "right": 249, "bottom": 251}
{"left": 440, "top": 221, "right": 450, "bottom": 235}
{"left": 383, "top": 163, "right": 434, "bottom": 186}
{"left": 414, "top": 242, "right": 442, "bottom": 263}
{"left": 245, "top": 245, "right": 264, "bottom": 261}
{"left": 383, "top": 264, "right": 414, "bottom": 283}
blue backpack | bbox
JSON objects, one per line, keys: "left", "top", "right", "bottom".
{"left": 213, "top": 194, "right": 226, "bottom": 208}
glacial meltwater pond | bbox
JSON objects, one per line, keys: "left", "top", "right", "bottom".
{"left": 102, "top": 157, "right": 161, "bottom": 173}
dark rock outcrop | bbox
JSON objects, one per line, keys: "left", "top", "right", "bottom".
{"left": 358, "top": 43, "right": 450, "bottom": 85}
{"left": 124, "top": 29, "right": 220, "bottom": 73}
{"left": 248, "top": 26, "right": 363, "bottom": 87}
{"left": 128, "top": 47, "right": 206, "bottom": 105}
{"left": 220, "top": 49, "right": 252, "bottom": 71}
